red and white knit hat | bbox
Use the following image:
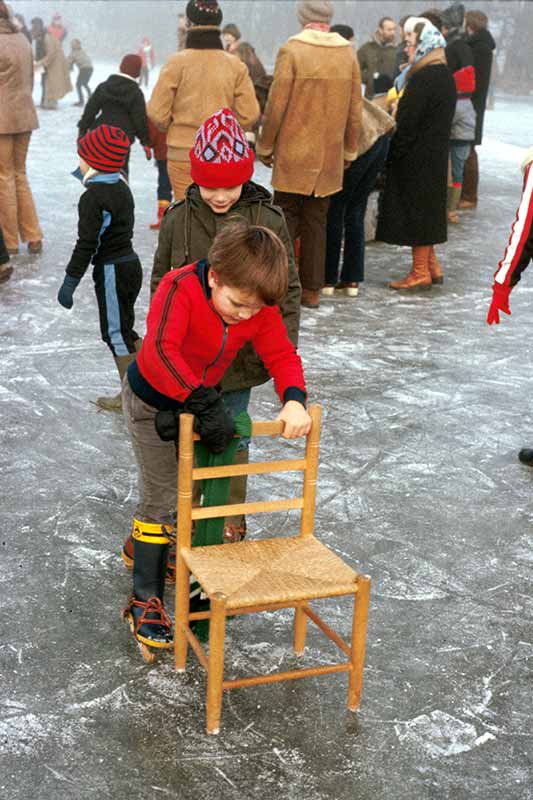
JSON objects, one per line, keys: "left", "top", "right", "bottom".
{"left": 78, "top": 125, "right": 131, "bottom": 173}
{"left": 189, "top": 108, "right": 254, "bottom": 188}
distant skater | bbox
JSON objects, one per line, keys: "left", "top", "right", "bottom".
{"left": 68, "top": 38, "right": 93, "bottom": 107}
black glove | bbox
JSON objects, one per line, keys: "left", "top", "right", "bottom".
{"left": 185, "top": 386, "right": 235, "bottom": 454}
{"left": 155, "top": 409, "right": 181, "bottom": 442}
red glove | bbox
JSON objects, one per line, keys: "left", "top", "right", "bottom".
{"left": 143, "top": 146, "right": 152, "bottom": 161}
{"left": 487, "top": 282, "right": 512, "bottom": 325}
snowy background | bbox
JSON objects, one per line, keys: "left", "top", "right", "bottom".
{"left": 0, "top": 63, "right": 532, "bottom": 799}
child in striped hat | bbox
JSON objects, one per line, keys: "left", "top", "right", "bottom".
{"left": 57, "top": 124, "right": 144, "bottom": 411}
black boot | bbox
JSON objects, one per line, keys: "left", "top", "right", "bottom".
{"left": 518, "top": 449, "right": 533, "bottom": 466}
{"left": 123, "top": 519, "right": 173, "bottom": 649}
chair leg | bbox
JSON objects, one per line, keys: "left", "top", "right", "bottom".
{"left": 348, "top": 575, "right": 371, "bottom": 712}
{"left": 293, "top": 605, "right": 308, "bottom": 656}
{"left": 206, "top": 593, "right": 227, "bottom": 735}
{"left": 174, "top": 552, "right": 190, "bottom": 672}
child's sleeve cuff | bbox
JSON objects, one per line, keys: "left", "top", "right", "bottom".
{"left": 283, "top": 387, "right": 307, "bottom": 407}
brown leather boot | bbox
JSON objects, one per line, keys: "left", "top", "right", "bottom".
{"left": 301, "top": 289, "right": 320, "bottom": 308}
{"left": 428, "top": 247, "right": 444, "bottom": 285}
{"left": 389, "top": 246, "right": 432, "bottom": 290}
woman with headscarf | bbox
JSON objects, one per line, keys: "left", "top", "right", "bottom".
{"left": 377, "top": 19, "right": 457, "bottom": 289}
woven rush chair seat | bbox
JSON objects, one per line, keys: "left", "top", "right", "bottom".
{"left": 183, "top": 536, "right": 358, "bottom": 609}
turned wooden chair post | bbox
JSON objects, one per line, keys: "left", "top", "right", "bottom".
{"left": 174, "top": 412, "right": 195, "bottom": 672}
{"left": 293, "top": 405, "right": 322, "bottom": 656}
{"left": 206, "top": 592, "right": 227, "bottom": 735}
{"left": 348, "top": 574, "right": 371, "bottom": 711}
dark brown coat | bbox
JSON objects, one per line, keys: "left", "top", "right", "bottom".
{"left": 377, "top": 54, "right": 457, "bottom": 247}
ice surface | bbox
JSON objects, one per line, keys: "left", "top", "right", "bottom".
{"left": 1, "top": 76, "right": 532, "bottom": 799}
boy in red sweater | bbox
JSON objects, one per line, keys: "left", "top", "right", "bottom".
{"left": 122, "top": 220, "right": 310, "bottom": 651}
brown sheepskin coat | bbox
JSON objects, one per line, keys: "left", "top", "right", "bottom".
{"left": 257, "top": 29, "right": 363, "bottom": 197}
{"left": 0, "top": 18, "right": 38, "bottom": 134}
{"left": 147, "top": 42, "right": 260, "bottom": 161}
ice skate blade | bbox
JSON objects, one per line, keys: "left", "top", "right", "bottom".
{"left": 123, "top": 611, "right": 172, "bottom": 663}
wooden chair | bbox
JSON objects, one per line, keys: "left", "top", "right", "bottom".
{"left": 174, "top": 404, "right": 371, "bottom": 734}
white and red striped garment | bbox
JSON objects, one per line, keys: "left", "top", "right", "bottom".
{"left": 494, "top": 150, "right": 533, "bottom": 288}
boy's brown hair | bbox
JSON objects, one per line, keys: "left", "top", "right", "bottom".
{"left": 465, "top": 10, "right": 488, "bottom": 32}
{"left": 208, "top": 221, "right": 288, "bottom": 306}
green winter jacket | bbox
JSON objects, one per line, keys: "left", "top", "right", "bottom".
{"left": 357, "top": 37, "right": 397, "bottom": 99}
{"left": 150, "top": 180, "right": 301, "bottom": 393}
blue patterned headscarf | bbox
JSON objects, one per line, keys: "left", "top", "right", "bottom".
{"left": 413, "top": 21, "right": 446, "bottom": 63}
{"left": 393, "top": 19, "right": 446, "bottom": 92}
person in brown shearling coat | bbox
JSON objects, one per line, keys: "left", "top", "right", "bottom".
{"left": 256, "top": 0, "right": 363, "bottom": 309}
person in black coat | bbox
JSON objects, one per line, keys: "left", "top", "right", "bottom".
{"left": 460, "top": 9, "right": 496, "bottom": 207}
{"left": 77, "top": 54, "right": 151, "bottom": 177}
{"left": 376, "top": 19, "right": 457, "bottom": 290}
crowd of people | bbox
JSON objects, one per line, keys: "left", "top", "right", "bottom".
{"left": 3, "top": 0, "right": 528, "bottom": 656}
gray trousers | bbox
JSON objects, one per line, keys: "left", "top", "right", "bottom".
{"left": 122, "top": 378, "right": 178, "bottom": 524}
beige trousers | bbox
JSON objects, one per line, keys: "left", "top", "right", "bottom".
{"left": 167, "top": 160, "right": 193, "bottom": 202}
{"left": 0, "top": 133, "right": 42, "bottom": 251}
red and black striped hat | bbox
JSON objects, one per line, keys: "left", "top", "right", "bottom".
{"left": 78, "top": 125, "right": 131, "bottom": 173}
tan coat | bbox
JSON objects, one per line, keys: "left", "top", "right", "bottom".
{"left": 147, "top": 46, "right": 260, "bottom": 161}
{"left": 257, "top": 29, "right": 363, "bottom": 197}
{"left": 40, "top": 33, "right": 72, "bottom": 102}
{"left": 0, "top": 19, "right": 38, "bottom": 134}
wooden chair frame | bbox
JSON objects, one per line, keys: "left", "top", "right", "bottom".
{"left": 174, "top": 404, "right": 371, "bottom": 734}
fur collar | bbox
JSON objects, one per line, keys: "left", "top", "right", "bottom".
{"left": 409, "top": 47, "right": 446, "bottom": 76}
{"left": 0, "top": 17, "right": 17, "bottom": 34}
{"left": 290, "top": 29, "right": 350, "bottom": 48}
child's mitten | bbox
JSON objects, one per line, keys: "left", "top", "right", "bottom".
{"left": 487, "top": 282, "right": 512, "bottom": 325}
{"left": 58, "top": 275, "right": 81, "bottom": 309}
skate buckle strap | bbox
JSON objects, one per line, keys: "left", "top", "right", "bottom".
{"left": 132, "top": 518, "right": 173, "bottom": 545}
{"left": 123, "top": 596, "right": 172, "bottom": 635}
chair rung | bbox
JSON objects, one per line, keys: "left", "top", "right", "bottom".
{"left": 191, "top": 497, "right": 304, "bottom": 520}
{"left": 193, "top": 459, "right": 306, "bottom": 480}
{"left": 223, "top": 662, "right": 351, "bottom": 690}
{"left": 303, "top": 606, "right": 352, "bottom": 657}
{"left": 181, "top": 624, "right": 208, "bottom": 670}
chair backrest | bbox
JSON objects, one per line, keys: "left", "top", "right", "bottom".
{"left": 176, "top": 404, "right": 322, "bottom": 549}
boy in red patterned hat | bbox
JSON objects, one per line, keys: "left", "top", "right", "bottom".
{"left": 57, "top": 124, "right": 143, "bottom": 411}
{"left": 147, "top": 107, "right": 301, "bottom": 546}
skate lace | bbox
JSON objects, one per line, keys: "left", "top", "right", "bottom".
{"left": 124, "top": 596, "right": 172, "bottom": 633}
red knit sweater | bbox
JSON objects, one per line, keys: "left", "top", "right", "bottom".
{"left": 136, "top": 262, "right": 306, "bottom": 403}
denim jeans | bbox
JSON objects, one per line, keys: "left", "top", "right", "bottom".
{"left": 325, "top": 135, "right": 389, "bottom": 286}
{"left": 450, "top": 141, "right": 472, "bottom": 185}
